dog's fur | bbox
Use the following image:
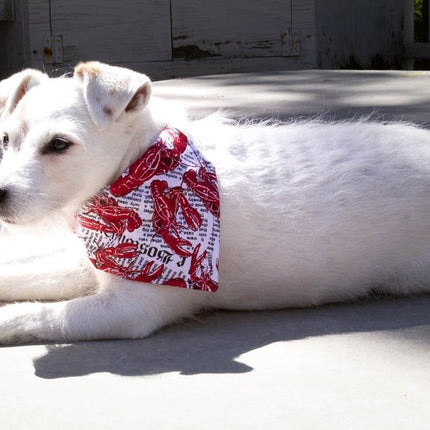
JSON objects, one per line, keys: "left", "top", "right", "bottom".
{"left": 1, "top": 62, "right": 430, "bottom": 344}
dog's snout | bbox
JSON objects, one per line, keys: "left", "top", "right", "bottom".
{"left": 0, "top": 187, "right": 8, "bottom": 204}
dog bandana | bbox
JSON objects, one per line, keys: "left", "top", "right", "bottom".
{"left": 75, "top": 127, "right": 220, "bottom": 292}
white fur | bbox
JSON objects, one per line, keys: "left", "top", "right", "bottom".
{"left": 1, "top": 61, "right": 430, "bottom": 344}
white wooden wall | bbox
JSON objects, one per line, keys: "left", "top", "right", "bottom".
{"left": 1, "top": 0, "right": 410, "bottom": 79}
{"left": 172, "top": 1, "right": 294, "bottom": 58}
{"left": 24, "top": 0, "right": 317, "bottom": 79}
{"left": 315, "top": 0, "right": 405, "bottom": 69}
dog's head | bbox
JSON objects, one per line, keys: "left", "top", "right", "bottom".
{"left": 0, "top": 62, "right": 154, "bottom": 225}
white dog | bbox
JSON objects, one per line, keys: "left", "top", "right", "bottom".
{"left": 1, "top": 61, "right": 430, "bottom": 345}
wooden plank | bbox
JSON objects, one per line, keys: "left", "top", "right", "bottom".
{"left": 292, "top": 0, "right": 317, "bottom": 67}
{"left": 0, "top": 0, "right": 14, "bottom": 21}
{"left": 315, "top": 0, "right": 404, "bottom": 68}
{"left": 27, "top": 0, "right": 51, "bottom": 70}
{"left": 27, "top": 0, "right": 172, "bottom": 70}
{"left": 25, "top": 0, "right": 317, "bottom": 78}
{"left": 42, "top": 56, "right": 311, "bottom": 81}
{"left": 50, "top": 0, "right": 172, "bottom": 65}
{"left": 0, "top": 0, "right": 28, "bottom": 78}
{"left": 171, "top": 0, "right": 292, "bottom": 59}
{"left": 103, "top": 57, "right": 312, "bottom": 81}
{"left": 402, "top": 0, "right": 414, "bottom": 46}
{"left": 405, "top": 42, "right": 430, "bottom": 59}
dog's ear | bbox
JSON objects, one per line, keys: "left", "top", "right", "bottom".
{"left": 0, "top": 69, "right": 47, "bottom": 118}
{"left": 74, "top": 61, "right": 152, "bottom": 129}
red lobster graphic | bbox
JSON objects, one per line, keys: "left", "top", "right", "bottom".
{"left": 91, "top": 242, "right": 139, "bottom": 276}
{"left": 91, "top": 243, "right": 164, "bottom": 282}
{"left": 183, "top": 167, "right": 220, "bottom": 218}
{"left": 133, "top": 261, "right": 165, "bottom": 283}
{"left": 109, "top": 129, "right": 188, "bottom": 196}
{"left": 79, "top": 193, "right": 142, "bottom": 235}
{"left": 163, "top": 277, "right": 187, "bottom": 288}
{"left": 188, "top": 244, "right": 218, "bottom": 292}
{"left": 150, "top": 179, "right": 201, "bottom": 257}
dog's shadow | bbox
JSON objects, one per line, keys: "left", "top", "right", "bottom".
{"left": 33, "top": 294, "right": 430, "bottom": 379}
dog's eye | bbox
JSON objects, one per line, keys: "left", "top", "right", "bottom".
{"left": 43, "top": 137, "right": 73, "bottom": 155}
{"left": 2, "top": 133, "right": 9, "bottom": 151}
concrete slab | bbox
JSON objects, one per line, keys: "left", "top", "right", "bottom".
{"left": 155, "top": 69, "right": 430, "bottom": 123}
{"left": 2, "top": 70, "right": 430, "bottom": 429}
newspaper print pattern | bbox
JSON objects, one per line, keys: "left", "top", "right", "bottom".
{"left": 75, "top": 127, "right": 220, "bottom": 292}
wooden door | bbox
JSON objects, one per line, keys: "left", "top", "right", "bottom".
{"left": 28, "top": 0, "right": 172, "bottom": 71}
{"left": 26, "top": 0, "right": 316, "bottom": 79}
{"left": 171, "top": 0, "right": 292, "bottom": 59}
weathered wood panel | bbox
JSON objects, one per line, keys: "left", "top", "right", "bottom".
{"left": 0, "top": 0, "right": 28, "bottom": 78}
{"left": 0, "top": 0, "right": 14, "bottom": 21}
{"left": 28, "top": 0, "right": 51, "bottom": 70}
{"left": 122, "top": 56, "right": 315, "bottom": 81}
{"left": 292, "top": 0, "right": 317, "bottom": 68}
{"left": 315, "top": 0, "right": 404, "bottom": 69}
{"left": 171, "top": 0, "right": 292, "bottom": 59}
{"left": 5, "top": 0, "right": 415, "bottom": 79}
{"left": 23, "top": 0, "right": 317, "bottom": 79}
{"left": 29, "top": 0, "right": 172, "bottom": 72}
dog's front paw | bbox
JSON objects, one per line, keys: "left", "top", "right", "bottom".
{"left": 0, "top": 303, "right": 57, "bottom": 345}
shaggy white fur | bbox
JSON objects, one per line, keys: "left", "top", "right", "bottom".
{"left": 0, "top": 62, "right": 430, "bottom": 344}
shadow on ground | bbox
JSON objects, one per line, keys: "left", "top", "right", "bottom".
{"left": 33, "top": 295, "right": 430, "bottom": 379}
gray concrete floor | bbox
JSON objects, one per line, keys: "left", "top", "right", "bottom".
{"left": 2, "top": 70, "right": 430, "bottom": 429}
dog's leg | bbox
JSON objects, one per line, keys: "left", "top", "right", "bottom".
{"left": 0, "top": 252, "right": 96, "bottom": 301}
{"left": 0, "top": 279, "right": 209, "bottom": 344}
{"left": 0, "top": 228, "right": 97, "bottom": 301}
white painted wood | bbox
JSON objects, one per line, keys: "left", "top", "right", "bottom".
{"left": 171, "top": 0, "right": 293, "bottom": 59}
{"left": 0, "top": 0, "right": 28, "bottom": 78}
{"left": 5, "top": 0, "right": 415, "bottom": 79}
{"left": 98, "top": 57, "right": 314, "bottom": 81}
{"left": 27, "top": 0, "right": 172, "bottom": 73}
{"left": 402, "top": 0, "right": 414, "bottom": 46}
{"left": 0, "top": 0, "right": 14, "bottom": 21}
{"left": 24, "top": 0, "right": 317, "bottom": 78}
{"left": 27, "top": 0, "right": 50, "bottom": 70}
{"left": 49, "top": 0, "right": 172, "bottom": 65}
{"left": 315, "top": 0, "right": 404, "bottom": 68}
{"left": 405, "top": 43, "right": 430, "bottom": 59}
{"left": 292, "top": 0, "right": 317, "bottom": 68}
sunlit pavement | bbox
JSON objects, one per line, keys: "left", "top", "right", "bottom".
{"left": 2, "top": 70, "right": 430, "bottom": 430}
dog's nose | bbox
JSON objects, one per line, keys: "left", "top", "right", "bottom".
{"left": 0, "top": 188, "right": 8, "bottom": 204}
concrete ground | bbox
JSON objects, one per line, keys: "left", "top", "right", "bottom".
{"left": 2, "top": 69, "right": 430, "bottom": 429}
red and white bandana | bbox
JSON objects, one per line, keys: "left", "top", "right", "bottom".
{"left": 75, "top": 127, "right": 220, "bottom": 292}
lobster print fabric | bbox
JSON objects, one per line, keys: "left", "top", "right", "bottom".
{"left": 75, "top": 127, "right": 220, "bottom": 292}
